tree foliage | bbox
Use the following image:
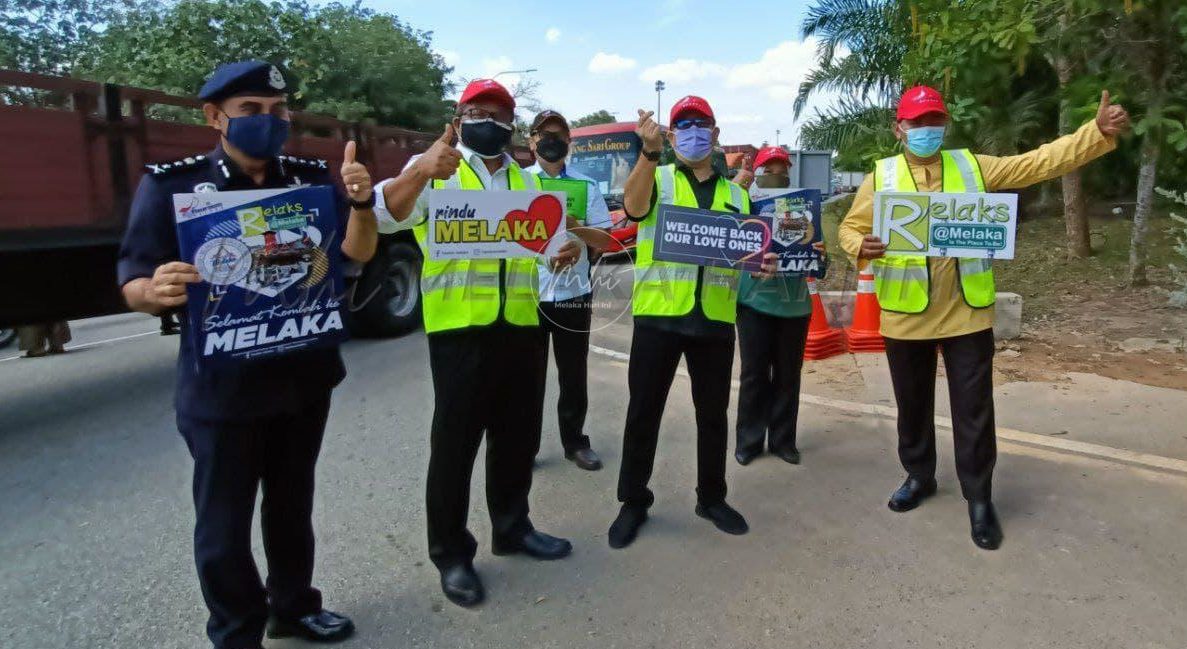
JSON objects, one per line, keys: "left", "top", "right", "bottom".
{"left": 2, "top": 0, "right": 454, "bottom": 130}
{"left": 571, "top": 110, "right": 617, "bottom": 128}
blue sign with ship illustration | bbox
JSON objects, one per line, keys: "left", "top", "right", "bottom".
{"left": 173, "top": 185, "right": 346, "bottom": 366}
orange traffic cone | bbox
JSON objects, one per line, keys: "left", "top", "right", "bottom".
{"left": 804, "top": 277, "right": 847, "bottom": 360}
{"left": 845, "top": 270, "right": 885, "bottom": 353}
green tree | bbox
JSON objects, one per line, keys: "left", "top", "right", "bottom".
{"left": 571, "top": 110, "right": 617, "bottom": 128}
{"left": 73, "top": 0, "right": 453, "bottom": 130}
{"left": 0, "top": 0, "right": 133, "bottom": 75}
{"left": 1111, "top": 0, "right": 1187, "bottom": 286}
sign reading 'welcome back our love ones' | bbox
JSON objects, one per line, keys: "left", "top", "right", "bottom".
{"left": 874, "top": 191, "right": 1019, "bottom": 259}
{"left": 427, "top": 189, "right": 568, "bottom": 261}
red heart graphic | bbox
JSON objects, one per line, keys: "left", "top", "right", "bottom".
{"left": 504, "top": 194, "right": 563, "bottom": 254}
{"left": 736, "top": 217, "right": 773, "bottom": 268}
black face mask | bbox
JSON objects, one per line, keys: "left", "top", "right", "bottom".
{"left": 459, "top": 118, "right": 513, "bottom": 158}
{"left": 535, "top": 134, "right": 569, "bottom": 163}
{"left": 755, "top": 172, "right": 791, "bottom": 188}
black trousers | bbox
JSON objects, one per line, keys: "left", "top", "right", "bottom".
{"left": 883, "top": 328, "right": 997, "bottom": 502}
{"left": 425, "top": 325, "right": 547, "bottom": 569}
{"left": 539, "top": 295, "right": 592, "bottom": 453}
{"left": 617, "top": 324, "right": 735, "bottom": 509}
{"left": 736, "top": 306, "right": 810, "bottom": 455}
{"left": 177, "top": 394, "right": 330, "bottom": 649}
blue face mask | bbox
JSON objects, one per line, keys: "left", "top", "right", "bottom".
{"left": 224, "top": 113, "right": 290, "bottom": 160}
{"left": 674, "top": 126, "right": 714, "bottom": 162}
{"left": 904, "top": 125, "right": 945, "bottom": 157}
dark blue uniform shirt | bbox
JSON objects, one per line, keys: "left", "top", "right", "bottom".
{"left": 118, "top": 145, "right": 349, "bottom": 421}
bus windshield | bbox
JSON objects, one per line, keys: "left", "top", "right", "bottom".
{"left": 567, "top": 124, "right": 641, "bottom": 203}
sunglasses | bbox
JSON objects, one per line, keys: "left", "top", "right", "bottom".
{"left": 673, "top": 117, "right": 714, "bottom": 130}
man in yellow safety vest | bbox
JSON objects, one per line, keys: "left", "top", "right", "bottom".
{"left": 373, "top": 79, "right": 582, "bottom": 607}
{"left": 608, "top": 96, "right": 775, "bottom": 549}
{"left": 839, "top": 85, "right": 1130, "bottom": 550}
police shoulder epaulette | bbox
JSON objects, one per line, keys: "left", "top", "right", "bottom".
{"left": 280, "top": 155, "right": 329, "bottom": 170}
{"left": 146, "top": 155, "right": 207, "bottom": 176}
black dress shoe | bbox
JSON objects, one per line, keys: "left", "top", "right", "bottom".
{"left": 772, "top": 446, "right": 801, "bottom": 465}
{"left": 887, "top": 476, "right": 938, "bottom": 512}
{"left": 267, "top": 609, "right": 354, "bottom": 643}
{"left": 968, "top": 500, "right": 1003, "bottom": 550}
{"left": 440, "top": 563, "right": 485, "bottom": 608}
{"left": 695, "top": 501, "right": 749, "bottom": 535}
{"left": 735, "top": 447, "right": 761, "bottom": 466}
{"left": 492, "top": 529, "right": 572, "bottom": 560}
{"left": 565, "top": 447, "right": 603, "bottom": 471}
{"left": 608, "top": 504, "right": 648, "bottom": 549}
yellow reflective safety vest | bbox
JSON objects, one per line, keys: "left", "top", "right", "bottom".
{"left": 871, "top": 149, "right": 996, "bottom": 313}
{"left": 412, "top": 159, "right": 543, "bottom": 334}
{"left": 633, "top": 165, "right": 749, "bottom": 324}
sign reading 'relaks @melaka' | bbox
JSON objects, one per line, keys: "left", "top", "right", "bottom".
{"left": 427, "top": 189, "right": 568, "bottom": 260}
{"left": 874, "top": 191, "right": 1019, "bottom": 259}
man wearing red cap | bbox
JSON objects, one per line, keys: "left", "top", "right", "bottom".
{"left": 839, "top": 85, "right": 1130, "bottom": 550}
{"left": 734, "top": 146, "right": 821, "bottom": 467}
{"left": 608, "top": 96, "right": 775, "bottom": 549}
{"left": 372, "top": 79, "right": 580, "bottom": 607}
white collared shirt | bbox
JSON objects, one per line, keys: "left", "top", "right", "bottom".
{"left": 372, "top": 143, "right": 517, "bottom": 233}
{"left": 527, "top": 162, "right": 613, "bottom": 302}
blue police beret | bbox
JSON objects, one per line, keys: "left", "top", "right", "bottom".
{"left": 198, "top": 60, "right": 288, "bottom": 102}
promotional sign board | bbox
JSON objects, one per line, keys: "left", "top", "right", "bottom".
{"left": 173, "top": 186, "right": 346, "bottom": 366}
{"left": 652, "top": 204, "right": 772, "bottom": 272}
{"left": 539, "top": 177, "right": 588, "bottom": 222}
{"left": 426, "top": 189, "right": 568, "bottom": 260}
{"left": 748, "top": 187, "right": 825, "bottom": 276}
{"left": 873, "top": 191, "right": 1018, "bottom": 259}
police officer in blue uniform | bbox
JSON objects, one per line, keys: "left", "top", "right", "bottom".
{"left": 117, "top": 61, "right": 379, "bottom": 649}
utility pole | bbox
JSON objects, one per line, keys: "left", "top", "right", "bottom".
{"left": 775, "top": 129, "right": 781, "bottom": 146}
{"left": 655, "top": 80, "right": 665, "bottom": 123}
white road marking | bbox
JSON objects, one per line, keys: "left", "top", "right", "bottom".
{"left": 589, "top": 344, "right": 1187, "bottom": 477}
{"left": 0, "top": 330, "right": 160, "bottom": 363}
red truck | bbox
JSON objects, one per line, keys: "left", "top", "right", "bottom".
{"left": 0, "top": 70, "right": 536, "bottom": 336}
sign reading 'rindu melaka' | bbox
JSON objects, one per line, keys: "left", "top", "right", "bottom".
{"left": 873, "top": 191, "right": 1019, "bottom": 259}
{"left": 427, "top": 189, "right": 568, "bottom": 260}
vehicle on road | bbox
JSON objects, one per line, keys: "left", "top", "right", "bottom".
{"left": 568, "top": 122, "right": 641, "bottom": 257}
{"left": 0, "top": 327, "right": 13, "bottom": 348}
{"left": 0, "top": 69, "right": 484, "bottom": 337}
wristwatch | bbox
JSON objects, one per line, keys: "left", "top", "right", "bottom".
{"left": 349, "top": 191, "right": 376, "bottom": 210}
{"left": 642, "top": 149, "right": 661, "bottom": 162}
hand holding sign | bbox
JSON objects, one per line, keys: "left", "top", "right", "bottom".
{"left": 149, "top": 261, "right": 201, "bottom": 309}
{"left": 550, "top": 239, "right": 582, "bottom": 270}
{"left": 1095, "top": 90, "right": 1130, "bottom": 137}
{"left": 417, "top": 124, "right": 463, "bottom": 180}
{"left": 340, "top": 141, "right": 373, "bottom": 203}
{"left": 858, "top": 234, "right": 886, "bottom": 260}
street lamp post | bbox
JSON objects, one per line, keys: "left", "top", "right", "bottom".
{"left": 655, "top": 80, "right": 665, "bottom": 123}
{"left": 776, "top": 129, "right": 781, "bottom": 146}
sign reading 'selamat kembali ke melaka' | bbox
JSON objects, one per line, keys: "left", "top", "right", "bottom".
{"left": 873, "top": 191, "right": 1019, "bottom": 259}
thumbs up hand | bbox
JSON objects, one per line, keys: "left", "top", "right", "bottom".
{"left": 734, "top": 154, "right": 754, "bottom": 189}
{"left": 1095, "top": 89, "right": 1130, "bottom": 137}
{"left": 416, "top": 123, "right": 463, "bottom": 180}
{"left": 340, "top": 140, "right": 373, "bottom": 203}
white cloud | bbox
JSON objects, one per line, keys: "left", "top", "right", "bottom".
{"left": 437, "top": 50, "right": 460, "bottom": 67}
{"left": 639, "top": 59, "right": 728, "bottom": 84}
{"left": 545, "top": 27, "right": 561, "bottom": 43}
{"left": 588, "top": 52, "right": 638, "bottom": 75}
{"left": 717, "top": 114, "right": 765, "bottom": 125}
{"left": 480, "top": 56, "right": 514, "bottom": 77}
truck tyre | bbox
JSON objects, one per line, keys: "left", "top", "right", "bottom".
{"left": 350, "top": 238, "right": 422, "bottom": 337}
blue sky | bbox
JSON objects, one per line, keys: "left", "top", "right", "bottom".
{"left": 346, "top": 0, "right": 836, "bottom": 147}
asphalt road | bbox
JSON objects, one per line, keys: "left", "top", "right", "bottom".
{"left": 2, "top": 312, "right": 1186, "bottom": 649}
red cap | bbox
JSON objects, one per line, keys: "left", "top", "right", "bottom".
{"left": 753, "top": 146, "right": 791, "bottom": 169}
{"left": 669, "top": 95, "right": 714, "bottom": 124}
{"left": 896, "top": 85, "right": 947, "bottom": 120}
{"left": 459, "top": 78, "right": 515, "bottom": 110}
